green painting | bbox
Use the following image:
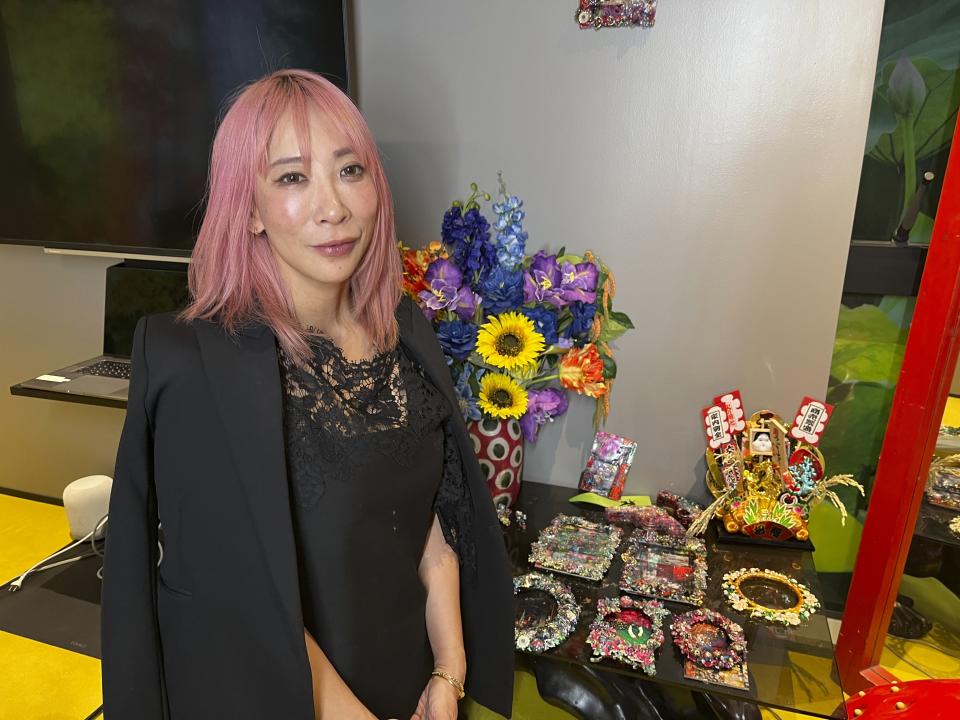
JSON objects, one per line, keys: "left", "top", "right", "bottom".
{"left": 852, "top": 0, "right": 960, "bottom": 245}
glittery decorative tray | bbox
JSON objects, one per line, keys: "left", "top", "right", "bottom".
{"left": 619, "top": 530, "right": 708, "bottom": 605}
{"left": 529, "top": 514, "right": 623, "bottom": 582}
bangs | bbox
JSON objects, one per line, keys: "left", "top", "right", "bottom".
{"left": 253, "top": 77, "right": 370, "bottom": 179}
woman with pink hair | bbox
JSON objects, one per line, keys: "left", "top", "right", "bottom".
{"left": 100, "top": 69, "right": 514, "bottom": 720}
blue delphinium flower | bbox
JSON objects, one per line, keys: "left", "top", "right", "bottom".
{"left": 441, "top": 205, "right": 496, "bottom": 280}
{"left": 478, "top": 265, "right": 523, "bottom": 315}
{"left": 520, "top": 306, "right": 559, "bottom": 345}
{"left": 492, "top": 177, "right": 528, "bottom": 270}
{"left": 436, "top": 320, "right": 478, "bottom": 360}
{"left": 562, "top": 301, "right": 597, "bottom": 344}
{"left": 452, "top": 365, "right": 482, "bottom": 422}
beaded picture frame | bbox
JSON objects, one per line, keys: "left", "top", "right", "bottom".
{"left": 619, "top": 530, "right": 708, "bottom": 605}
{"left": 529, "top": 514, "right": 623, "bottom": 582}
{"left": 721, "top": 567, "right": 820, "bottom": 626}
{"left": 671, "top": 608, "right": 749, "bottom": 690}
{"left": 514, "top": 572, "right": 581, "bottom": 653}
{"left": 586, "top": 595, "right": 669, "bottom": 675}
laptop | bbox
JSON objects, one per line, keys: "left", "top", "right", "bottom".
{"left": 12, "top": 261, "right": 189, "bottom": 405}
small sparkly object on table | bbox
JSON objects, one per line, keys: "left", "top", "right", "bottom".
{"left": 722, "top": 567, "right": 820, "bottom": 626}
{"left": 620, "top": 530, "right": 708, "bottom": 605}
{"left": 529, "top": 514, "right": 622, "bottom": 582}
{"left": 671, "top": 607, "right": 749, "bottom": 690}
{"left": 514, "top": 572, "right": 580, "bottom": 653}
{"left": 587, "top": 595, "right": 668, "bottom": 675}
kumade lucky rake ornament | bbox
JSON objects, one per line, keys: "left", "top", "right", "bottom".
{"left": 687, "top": 391, "right": 863, "bottom": 543}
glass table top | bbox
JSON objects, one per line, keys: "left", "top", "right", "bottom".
{"left": 508, "top": 481, "right": 848, "bottom": 719}
{"left": 914, "top": 500, "right": 960, "bottom": 549}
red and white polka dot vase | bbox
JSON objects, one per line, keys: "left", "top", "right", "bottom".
{"left": 467, "top": 417, "right": 524, "bottom": 509}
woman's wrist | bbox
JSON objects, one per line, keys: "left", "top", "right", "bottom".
{"left": 433, "top": 652, "right": 466, "bottom": 683}
{"left": 430, "top": 668, "right": 465, "bottom": 700}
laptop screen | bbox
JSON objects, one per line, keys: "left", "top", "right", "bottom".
{"left": 103, "top": 262, "right": 190, "bottom": 357}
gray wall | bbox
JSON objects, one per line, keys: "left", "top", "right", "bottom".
{"left": 352, "top": 0, "right": 884, "bottom": 499}
{"left": 0, "top": 245, "right": 124, "bottom": 498}
{"left": 1, "top": 0, "right": 883, "bottom": 500}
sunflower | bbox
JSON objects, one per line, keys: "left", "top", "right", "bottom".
{"left": 476, "top": 311, "right": 545, "bottom": 370}
{"left": 478, "top": 373, "right": 529, "bottom": 419}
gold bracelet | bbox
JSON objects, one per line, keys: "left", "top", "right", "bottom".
{"left": 430, "top": 669, "right": 465, "bottom": 700}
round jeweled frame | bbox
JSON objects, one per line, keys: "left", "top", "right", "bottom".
{"left": 671, "top": 608, "right": 747, "bottom": 670}
{"left": 586, "top": 595, "right": 669, "bottom": 675}
{"left": 721, "top": 567, "right": 820, "bottom": 626}
{"left": 514, "top": 572, "right": 580, "bottom": 653}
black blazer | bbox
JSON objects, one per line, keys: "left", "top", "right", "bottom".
{"left": 100, "top": 296, "right": 515, "bottom": 719}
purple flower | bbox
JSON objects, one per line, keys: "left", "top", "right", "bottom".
{"left": 559, "top": 261, "right": 598, "bottom": 304}
{"left": 520, "top": 387, "right": 570, "bottom": 443}
{"left": 523, "top": 251, "right": 566, "bottom": 308}
{"left": 426, "top": 257, "right": 463, "bottom": 287}
{"left": 436, "top": 320, "right": 478, "bottom": 360}
{"left": 418, "top": 259, "right": 479, "bottom": 320}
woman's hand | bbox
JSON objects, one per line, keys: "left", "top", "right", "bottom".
{"left": 410, "top": 675, "right": 460, "bottom": 720}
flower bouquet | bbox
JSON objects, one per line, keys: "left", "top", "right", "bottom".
{"left": 400, "top": 175, "right": 633, "bottom": 506}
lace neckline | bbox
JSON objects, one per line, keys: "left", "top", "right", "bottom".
{"left": 303, "top": 329, "right": 395, "bottom": 367}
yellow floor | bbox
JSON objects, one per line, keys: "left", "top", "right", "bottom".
{"left": 2, "top": 492, "right": 958, "bottom": 720}
{"left": 0, "top": 494, "right": 104, "bottom": 719}
{"left": 942, "top": 395, "right": 960, "bottom": 428}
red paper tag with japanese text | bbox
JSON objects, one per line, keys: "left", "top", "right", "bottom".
{"left": 713, "top": 390, "right": 746, "bottom": 434}
{"left": 788, "top": 397, "right": 834, "bottom": 446}
{"left": 702, "top": 404, "right": 732, "bottom": 451}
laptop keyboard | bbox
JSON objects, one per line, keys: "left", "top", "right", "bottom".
{"left": 76, "top": 360, "right": 131, "bottom": 380}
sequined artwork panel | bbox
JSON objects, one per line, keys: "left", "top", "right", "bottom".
{"left": 530, "top": 514, "right": 622, "bottom": 581}
{"left": 620, "top": 532, "right": 708, "bottom": 605}
{"left": 576, "top": 0, "right": 658, "bottom": 30}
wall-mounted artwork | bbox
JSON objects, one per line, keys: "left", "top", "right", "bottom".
{"left": 576, "top": 1, "right": 657, "bottom": 30}
{"left": 852, "top": 0, "right": 960, "bottom": 246}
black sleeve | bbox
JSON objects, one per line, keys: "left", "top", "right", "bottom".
{"left": 100, "top": 315, "right": 167, "bottom": 718}
{"left": 433, "top": 416, "right": 478, "bottom": 584}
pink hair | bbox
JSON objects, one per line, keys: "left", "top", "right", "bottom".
{"left": 178, "top": 68, "right": 401, "bottom": 366}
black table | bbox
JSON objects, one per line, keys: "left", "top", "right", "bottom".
{"left": 914, "top": 500, "right": 960, "bottom": 549}
{"left": 507, "top": 481, "right": 847, "bottom": 720}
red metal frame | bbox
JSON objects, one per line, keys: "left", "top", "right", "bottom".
{"left": 835, "top": 114, "right": 960, "bottom": 691}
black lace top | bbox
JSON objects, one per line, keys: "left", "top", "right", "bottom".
{"left": 275, "top": 332, "right": 474, "bottom": 719}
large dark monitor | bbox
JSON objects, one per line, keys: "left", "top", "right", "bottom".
{"left": 0, "top": 1, "right": 350, "bottom": 258}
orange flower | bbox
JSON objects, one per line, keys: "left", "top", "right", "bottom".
{"left": 558, "top": 343, "right": 608, "bottom": 398}
{"left": 399, "top": 242, "right": 449, "bottom": 298}
{"left": 402, "top": 249, "right": 429, "bottom": 296}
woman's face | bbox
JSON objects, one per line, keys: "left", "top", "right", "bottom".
{"left": 251, "top": 106, "right": 378, "bottom": 305}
